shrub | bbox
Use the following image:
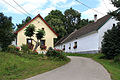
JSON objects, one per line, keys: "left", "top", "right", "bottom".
{"left": 21, "top": 44, "right": 30, "bottom": 53}
{"left": 114, "top": 54, "right": 120, "bottom": 62}
{"left": 54, "top": 48, "right": 63, "bottom": 52}
{"left": 32, "top": 50, "right": 38, "bottom": 55}
{"left": 46, "top": 48, "right": 67, "bottom": 61}
{"left": 7, "top": 45, "right": 20, "bottom": 53}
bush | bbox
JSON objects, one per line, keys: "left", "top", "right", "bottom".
{"left": 46, "top": 48, "right": 67, "bottom": 61}
{"left": 114, "top": 54, "right": 120, "bottom": 62}
{"left": 101, "top": 25, "right": 120, "bottom": 59}
{"left": 7, "top": 45, "right": 20, "bottom": 53}
{"left": 21, "top": 44, "right": 30, "bottom": 53}
{"left": 32, "top": 50, "right": 38, "bottom": 55}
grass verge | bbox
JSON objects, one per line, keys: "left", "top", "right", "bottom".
{"left": 66, "top": 53, "right": 120, "bottom": 80}
{"left": 0, "top": 52, "right": 70, "bottom": 80}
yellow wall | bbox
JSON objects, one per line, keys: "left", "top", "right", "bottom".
{"left": 17, "top": 17, "right": 57, "bottom": 51}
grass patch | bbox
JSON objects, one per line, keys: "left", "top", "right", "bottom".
{"left": 0, "top": 52, "right": 70, "bottom": 80}
{"left": 66, "top": 53, "right": 120, "bottom": 80}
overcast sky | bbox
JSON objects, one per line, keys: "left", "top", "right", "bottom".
{"left": 0, "top": 0, "right": 117, "bottom": 26}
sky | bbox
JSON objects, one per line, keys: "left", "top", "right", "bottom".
{"left": 0, "top": 0, "right": 117, "bottom": 27}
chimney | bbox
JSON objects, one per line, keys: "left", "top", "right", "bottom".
{"left": 94, "top": 14, "right": 97, "bottom": 22}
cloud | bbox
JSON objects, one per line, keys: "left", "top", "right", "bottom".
{"left": 33, "top": 7, "right": 56, "bottom": 17}
{"left": 56, "top": 1, "right": 78, "bottom": 9}
{"left": 1, "top": 0, "right": 49, "bottom": 14}
{"left": 49, "top": 0, "right": 67, "bottom": 5}
{"left": 1, "top": 0, "right": 68, "bottom": 17}
{"left": 81, "top": 0, "right": 117, "bottom": 20}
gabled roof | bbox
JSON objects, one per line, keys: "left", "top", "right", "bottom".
{"left": 15, "top": 14, "right": 58, "bottom": 36}
{"left": 55, "top": 34, "right": 70, "bottom": 46}
{"left": 55, "top": 15, "right": 112, "bottom": 46}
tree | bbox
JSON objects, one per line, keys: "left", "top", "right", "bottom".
{"left": 64, "top": 8, "right": 92, "bottom": 34}
{"left": 101, "top": 0, "right": 120, "bottom": 59}
{"left": 16, "top": 16, "right": 31, "bottom": 31}
{"left": 45, "top": 9, "right": 93, "bottom": 42}
{"left": 101, "top": 24, "right": 120, "bottom": 59}
{"left": 64, "top": 8, "right": 81, "bottom": 34}
{"left": 24, "top": 24, "right": 35, "bottom": 38}
{"left": 0, "top": 13, "right": 15, "bottom": 51}
{"left": 24, "top": 24, "right": 45, "bottom": 51}
{"left": 45, "top": 10, "right": 67, "bottom": 41}
{"left": 110, "top": 0, "right": 120, "bottom": 21}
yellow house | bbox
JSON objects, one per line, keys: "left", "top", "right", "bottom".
{"left": 15, "top": 14, "right": 58, "bottom": 53}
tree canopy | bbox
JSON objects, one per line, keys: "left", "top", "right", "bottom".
{"left": 101, "top": 0, "right": 120, "bottom": 60}
{"left": 24, "top": 24, "right": 35, "bottom": 38}
{"left": 45, "top": 8, "right": 92, "bottom": 41}
{"left": 0, "top": 13, "right": 15, "bottom": 51}
{"left": 64, "top": 8, "right": 81, "bottom": 34}
{"left": 45, "top": 10, "right": 67, "bottom": 41}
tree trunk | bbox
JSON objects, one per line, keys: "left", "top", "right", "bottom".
{"left": 33, "top": 40, "right": 39, "bottom": 51}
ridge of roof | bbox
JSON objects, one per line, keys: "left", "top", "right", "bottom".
{"left": 55, "top": 15, "right": 112, "bottom": 46}
{"left": 15, "top": 14, "right": 58, "bottom": 36}
{"left": 55, "top": 34, "right": 69, "bottom": 46}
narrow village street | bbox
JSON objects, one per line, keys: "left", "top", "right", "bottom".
{"left": 26, "top": 56, "right": 111, "bottom": 80}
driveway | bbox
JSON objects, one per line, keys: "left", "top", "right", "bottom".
{"left": 26, "top": 56, "right": 111, "bottom": 80}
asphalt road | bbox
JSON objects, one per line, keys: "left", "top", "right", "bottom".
{"left": 26, "top": 56, "right": 111, "bottom": 80}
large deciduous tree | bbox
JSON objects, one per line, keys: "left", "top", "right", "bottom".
{"left": 45, "top": 8, "right": 93, "bottom": 42}
{"left": 0, "top": 13, "right": 15, "bottom": 51}
{"left": 64, "top": 8, "right": 93, "bottom": 34}
{"left": 45, "top": 10, "right": 67, "bottom": 41}
{"left": 64, "top": 8, "right": 81, "bottom": 34}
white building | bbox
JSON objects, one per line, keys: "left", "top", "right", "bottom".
{"left": 55, "top": 15, "right": 118, "bottom": 53}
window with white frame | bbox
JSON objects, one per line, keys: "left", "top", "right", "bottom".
{"left": 69, "top": 43, "right": 71, "bottom": 49}
{"left": 73, "top": 42, "right": 77, "bottom": 49}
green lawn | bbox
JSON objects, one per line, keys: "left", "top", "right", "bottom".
{"left": 66, "top": 53, "right": 120, "bottom": 80}
{"left": 0, "top": 52, "right": 70, "bottom": 80}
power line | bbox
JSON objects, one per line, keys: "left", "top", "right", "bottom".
{"left": 12, "top": 0, "right": 32, "bottom": 17}
{"left": 12, "top": 0, "right": 41, "bottom": 23}
{"left": 2, "top": 0, "right": 28, "bottom": 16}
{"left": 75, "top": 0, "right": 105, "bottom": 15}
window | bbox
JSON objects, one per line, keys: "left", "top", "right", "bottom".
{"left": 27, "top": 38, "right": 32, "bottom": 44}
{"left": 26, "top": 38, "right": 34, "bottom": 49}
{"left": 69, "top": 43, "right": 71, "bottom": 50}
{"left": 63, "top": 45, "right": 65, "bottom": 50}
{"left": 73, "top": 42, "right": 77, "bottom": 49}
{"left": 40, "top": 40, "right": 46, "bottom": 50}
{"left": 40, "top": 40, "right": 45, "bottom": 46}
{"left": 113, "top": 24, "right": 115, "bottom": 27}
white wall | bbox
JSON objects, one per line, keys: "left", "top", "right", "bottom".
{"left": 55, "top": 31, "right": 99, "bottom": 53}
{"left": 98, "top": 17, "right": 118, "bottom": 49}
{"left": 55, "top": 17, "right": 118, "bottom": 53}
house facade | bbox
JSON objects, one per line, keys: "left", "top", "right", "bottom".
{"left": 14, "top": 14, "right": 57, "bottom": 53}
{"left": 55, "top": 15, "right": 117, "bottom": 53}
